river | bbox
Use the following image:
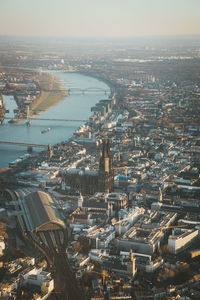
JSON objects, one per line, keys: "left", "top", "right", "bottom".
{"left": 0, "top": 72, "right": 110, "bottom": 168}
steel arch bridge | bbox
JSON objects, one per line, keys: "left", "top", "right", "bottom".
{"left": 42, "top": 86, "right": 110, "bottom": 93}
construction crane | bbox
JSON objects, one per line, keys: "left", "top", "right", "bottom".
{"left": 159, "top": 187, "right": 163, "bottom": 202}
{"left": 159, "top": 224, "right": 194, "bottom": 232}
{"left": 112, "top": 216, "right": 132, "bottom": 236}
{"left": 113, "top": 221, "right": 193, "bottom": 236}
{"left": 89, "top": 269, "right": 110, "bottom": 285}
{"left": 88, "top": 227, "right": 102, "bottom": 237}
{"left": 130, "top": 248, "right": 134, "bottom": 262}
{"left": 113, "top": 166, "right": 133, "bottom": 180}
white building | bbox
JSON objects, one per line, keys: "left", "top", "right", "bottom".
{"left": 0, "top": 236, "right": 5, "bottom": 256}
{"left": 89, "top": 249, "right": 110, "bottom": 262}
{"left": 115, "top": 207, "right": 145, "bottom": 235}
{"left": 120, "top": 251, "right": 163, "bottom": 273}
{"left": 88, "top": 225, "right": 115, "bottom": 249}
{"left": 117, "top": 227, "right": 162, "bottom": 255}
{"left": 20, "top": 267, "right": 54, "bottom": 296}
{"left": 118, "top": 207, "right": 145, "bottom": 221}
{"left": 168, "top": 228, "right": 199, "bottom": 254}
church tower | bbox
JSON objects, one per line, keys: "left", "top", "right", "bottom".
{"left": 78, "top": 193, "right": 83, "bottom": 208}
{"left": 98, "top": 139, "right": 114, "bottom": 193}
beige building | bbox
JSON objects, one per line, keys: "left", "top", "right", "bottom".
{"left": 168, "top": 228, "right": 199, "bottom": 254}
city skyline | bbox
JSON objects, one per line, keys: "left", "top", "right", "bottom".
{"left": 0, "top": 0, "right": 200, "bottom": 38}
{"left": 0, "top": 9, "right": 200, "bottom": 298}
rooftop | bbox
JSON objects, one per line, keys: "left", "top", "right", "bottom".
{"left": 23, "top": 191, "right": 66, "bottom": 232}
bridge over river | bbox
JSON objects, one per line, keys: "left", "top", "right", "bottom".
{"left": 43, "top": 86, "right": 110, "bottom": 94}
{"left": 4, "top": 117, "right": 88, "bottom": 122}
{"left": 0, "top": 70, "right": 111, "bottom": 168}
{"left": 0, "top": 141, "right": 48, "bottom": 149}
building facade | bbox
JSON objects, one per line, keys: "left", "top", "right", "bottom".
{"left": 62, "top": 139, "right": 114, "bottom": 195}
{"left": 98, "top": 139, "right": 114, "bottom": 193}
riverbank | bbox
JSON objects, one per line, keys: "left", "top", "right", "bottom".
{"left": 0, "top": 72, "right": 109, "bottom": 169}
{"left": 77, "top": 70, "right": 116, "bottom": 92}
{"left": 30, "top": 72, "right": 67, "bottom": 114}
{"left": 31, "top": 70, "right": 115, "bottom": 116}
{"left": 0, "top": 94, "right": 5, "bottom": 124}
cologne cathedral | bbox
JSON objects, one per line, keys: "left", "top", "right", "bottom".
{"left": 62, "top": 139, "right": 114, "bottom": 195}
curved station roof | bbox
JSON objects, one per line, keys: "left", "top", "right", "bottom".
{"left": 23, "top": 191, "right": 66, "bottom": 232}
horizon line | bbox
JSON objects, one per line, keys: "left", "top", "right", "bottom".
{"left": 0, "top": 33, "right": 200, "bottom": 40}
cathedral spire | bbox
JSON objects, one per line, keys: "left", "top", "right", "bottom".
{"left": 98, "top": 139, "right": 114, "bottom": 193}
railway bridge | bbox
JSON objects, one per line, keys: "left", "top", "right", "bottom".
{"left": 4, "top": 117, "right": 88, "bottom": 122}
{"left": 0, "top": 140, "right": 48, "bottom": 149}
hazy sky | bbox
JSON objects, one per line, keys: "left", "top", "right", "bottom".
{"left": 0, "top": 0, "right": 200, "bottom": 37}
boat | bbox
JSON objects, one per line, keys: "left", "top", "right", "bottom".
{"left": 9, "top": 161, "right": 17, "bottom": 168}
{"left": 41, "top": 128, "right": 51, "bottom": 134}
{"left": 8, "top": 119, "right": 21, "bottom": 123}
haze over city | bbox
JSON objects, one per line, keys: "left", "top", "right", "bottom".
{"left": 0, "top": 0, "right": 200, "bottom": 37}
{"left": 0, "top": 0, "right": 200, "bottom": 299}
